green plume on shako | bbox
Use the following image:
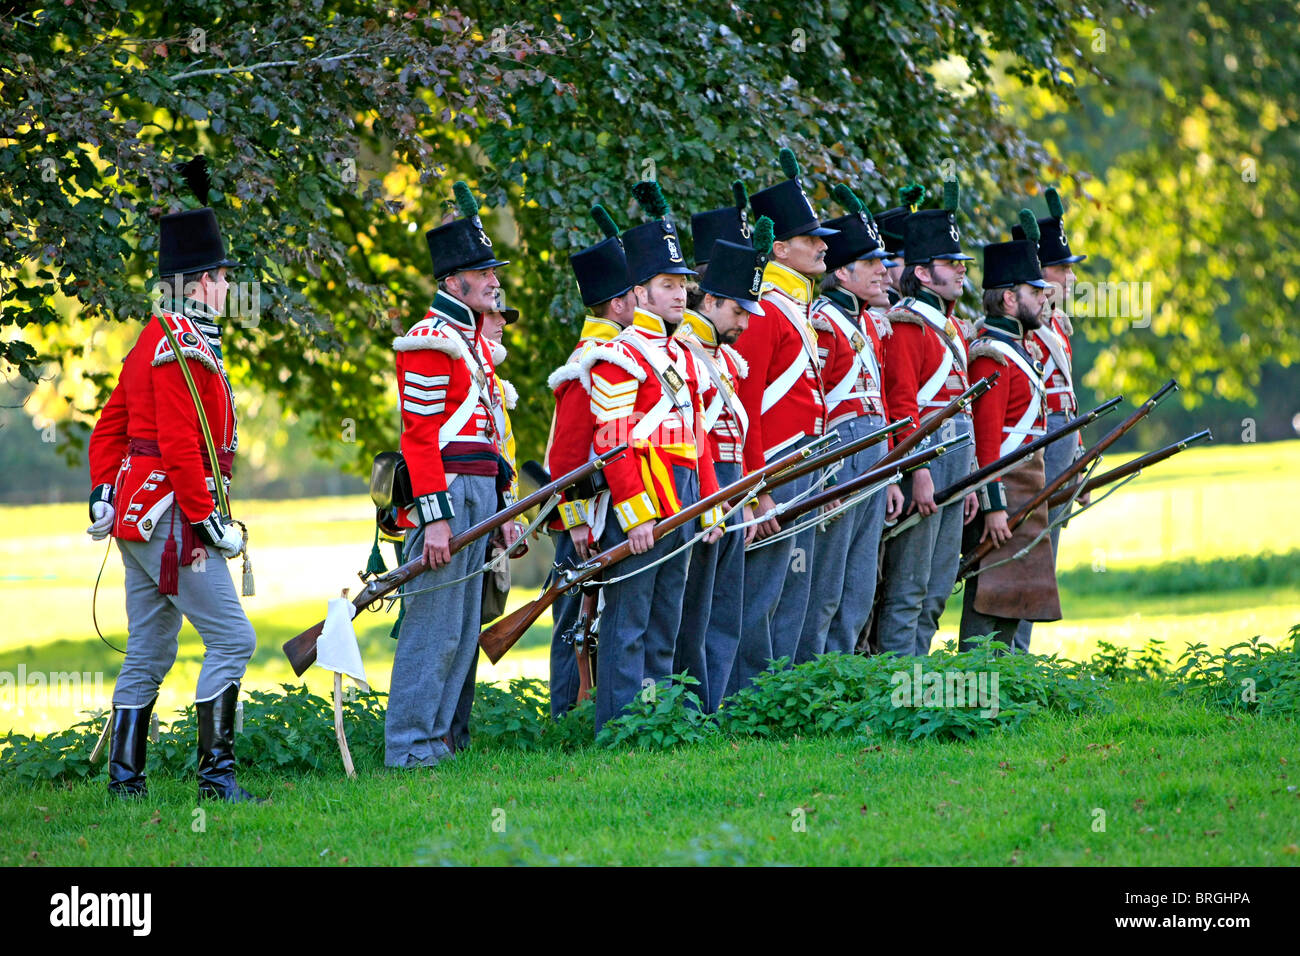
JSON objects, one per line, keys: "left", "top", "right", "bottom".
{"left": 832, "top": 182, "right": 865, "bottom": 214}
{"left": 1045, "top": 186, "right": 1065, "bottom": 219}
{"left": 752, "top": 214, "right": 775, "bottom": 258}
{"left": 900, "top": 183, "right": 926, "bottom": 212}
{"left": 591, "top": 203, "right": 620, "bottom": 239}
{"left": 1018, "top": 207, "right": 1041, "bottom": 242}
{"left": 632, "top": 179, "right": 671, "bottom": 219}
{"left": 732, "top": 179, "right": 748, "bottom": 210}
{"left": 453, "top": 180, "right": 480, "bottom": 222}
{"left": 778, "top": 146, "right": 801, "bottom": 180}
{"left": 943, "top": 177, "right": 960, "bottom": 213}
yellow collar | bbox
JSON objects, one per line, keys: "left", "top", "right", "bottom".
{"left": 632, "top": 307, "right": 671, "bottom": 339}
{"left": 579, "top": 314, "right": 622, "bottom": 342}
{"left": 762, "top": 260, "right": 813, "bottom": 305}
{"left": 677, "top": 309, "right": 718, "bottom": 348}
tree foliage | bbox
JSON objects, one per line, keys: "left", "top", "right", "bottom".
{"left": 1010, "top": 0, "right": 1300, "bottom": 411}
{"left": 3, "top": 0, "right": 1127, "bottom": 475}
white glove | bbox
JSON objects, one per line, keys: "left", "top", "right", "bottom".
{"left": 193, "top": 510, "right": 243, "bottom": 559}
{"left": 87, "top": 502, "right": 115, "bottom": 540}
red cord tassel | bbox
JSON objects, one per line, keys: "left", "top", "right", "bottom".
{"left": 158, "top": 507, "right": 179, "bottom": 595}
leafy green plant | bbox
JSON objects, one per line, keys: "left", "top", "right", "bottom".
{"left": 716, "top": 641, "right": 1110, "bottom": 744}
{"left": 469, "top": 677, "right": 551, "bottom": 752}
{"left": 1171, "top": 627, "right": 1300, "bottom": 716}
{"left": 596, "top": 675, "right": 714, "bottom": 750}
{"left": 1087, "top": 639, "right": 1169, "bottom": 680}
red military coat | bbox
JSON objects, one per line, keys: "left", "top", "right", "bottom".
{"left": 88, "top": 308, "right": 237, "bottom": 543}
{"left": 393, "top": 291, "right": 501, "bottom": 528}
{"left": 543, "top": 314, "right": 622, "bottom": 531}
{"left": 581, "top": 308, "right": 721, "bottom": 532}
{"left": 881, "top": 290, "right": 972, "bottom": 446}
{"left": 733, "top": 261, "right": 826, "bottom": 471}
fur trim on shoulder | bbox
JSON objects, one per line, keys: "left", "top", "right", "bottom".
{"left": 393, "top": 318, "right": 471, "bottom": 358}
{"left": 488, "top": 339, "right": 507, "bottom": 365}
{"left": 718, "top": 343, "right": 749, "bottom": 379}
{"left": 499, "top": 378, "right": 518, "bottom": 410}
{"left": 579, "top": 342, "right": 646, "bottom": 393}
{"left": 152, "top": 345, "right": 219, "bottom": 375}
{"left": 547, "top": 362, "right": 584, "bottom": 392}
{"left": 968, "top": 339, "right": 1010, "bottom": 366}
{"left": 884, "top": 305, "right": 925, "bottom": 327}
{"left": 810, "top": 315, "right": 834, "bottom": 334}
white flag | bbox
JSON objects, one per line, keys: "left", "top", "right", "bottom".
{"left": 314, "top": 597, "right": 370, "bottom": 692}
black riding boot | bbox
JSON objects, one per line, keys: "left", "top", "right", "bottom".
{"left": 107, "top": 699, "right": 155, "bottom": 798}
{"left": 196, "top": 683, "right": 261, "bottom": 803}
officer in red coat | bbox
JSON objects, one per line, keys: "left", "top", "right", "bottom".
{"left": 386, "top": 181, "right": 514, "bottom": 768}
{"left": 541, "top": 205, "right": 637, "bottom": 717}
{"left": 87, "top": 206, "right": 258, "bottom": 802}
{"left": 959, "top": 213, "right": 1062, "bottom": 649}
{"left": 797, "top": 184, "right": 905, "bottom": 662}
{"left": 728, "top": 148, "right": 837, "bottom": 692}
{"left": 579, "top": 179, "right": 724, "bottom": 731}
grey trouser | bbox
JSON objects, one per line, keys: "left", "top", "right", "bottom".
{"left": 1014, "top": 410, "right": 1077, "bottom": 651}
{"left": 876, "top": 416, "right": 975, "bottom": 657}
{"left": 959, "top": 572, "right": 1021, "bottom": 653}
{"left": 385, "top": 475, "right": 495, "bottom": 768}
{"left": 547, "top": 530, "right": 583, "bottom": 718}
{"left": 113, "top": 505, "right": 256, "bottom": 708}
{"left": 797, "top": 415, "right": 890, "bottom": 662}
{"left": 673, "top": 461, "right": 745, "bottom": 713}
{"left": 594, "top": 466, "right": 697, "bottom": 732}
{"left": 728, "top": 437, "right": 817, "bottom": 694}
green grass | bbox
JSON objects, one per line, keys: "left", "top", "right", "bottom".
{"left": 2, "top": 683, "right": 1296, "bottom": 866}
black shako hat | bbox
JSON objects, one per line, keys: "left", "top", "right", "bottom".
{"left": 983, "top": 210, "right": 1049, "bottom": 290}
{"left": 903, "top": 178, "right": 974, "bottom": 265}
{"left": 874, "top": 203, "right": 909, "bottom": 261}
{"left": 1011, "top": 187, "right": 1087, "bottom": 266}
{"left": 691, "top": 180, "right": 751, "bottom": 267}
{"left": 749, "top": 148, "right": 838, "bottom": 242}
{"left": 425, "top": 181, "right": 510, "bottom": 280}
{"left": 570, "top": 205, "right": 635, "bottom": 307}
{"left": 622, "top": 180, "right": 697, "bottom": 286}
{"left": 159, "top": 208, "right": 240, "bottom": 277}
{"left": 698, "top": 216, "right": 775, "bottom": 317}
{"left": 821, "top": 184, "right": 890, "bottom": 272}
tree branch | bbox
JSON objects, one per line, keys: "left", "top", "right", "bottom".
{"left": 168, "top": 50, "right": 365, "bottom": 81}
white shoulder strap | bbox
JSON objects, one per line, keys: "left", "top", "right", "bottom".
{"left": 980, "top": 338, "right": 1047, "bottom": 456}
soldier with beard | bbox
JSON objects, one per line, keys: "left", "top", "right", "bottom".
{"left": 1011, "top": 187, "right": 1090, "bottom": 651}
{"left": 876, "top": 179, "right": 980, "bottom": 657}
{"left": 958, "top": 212, "right": 1061, "bottom": 649}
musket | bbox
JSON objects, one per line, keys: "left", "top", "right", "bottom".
{"left": 957, "top": 378, "right": 1179, "bottom": 580}
{"left": 757, "top": 418, "right": 908, "bottom": 490}
{"left": 479, "top": 437, "right": 841, "bottom": 664}
{"left": 571, "top": 585, "right": 598, "bottom": 703}
{"left": 875, "top": 374, "right": 999, "bottom": 467}
{"left": 281, "top": 443, "right": 629, "bottom": 676}
{"left": 1047, "top": 428, "right": 1212, "bottom": 509}
{"left": 883, "top": 395, "right": 1123, "bottom": 541}
{"left": 768, "top": 435, "right": 971, "bottom": 532}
